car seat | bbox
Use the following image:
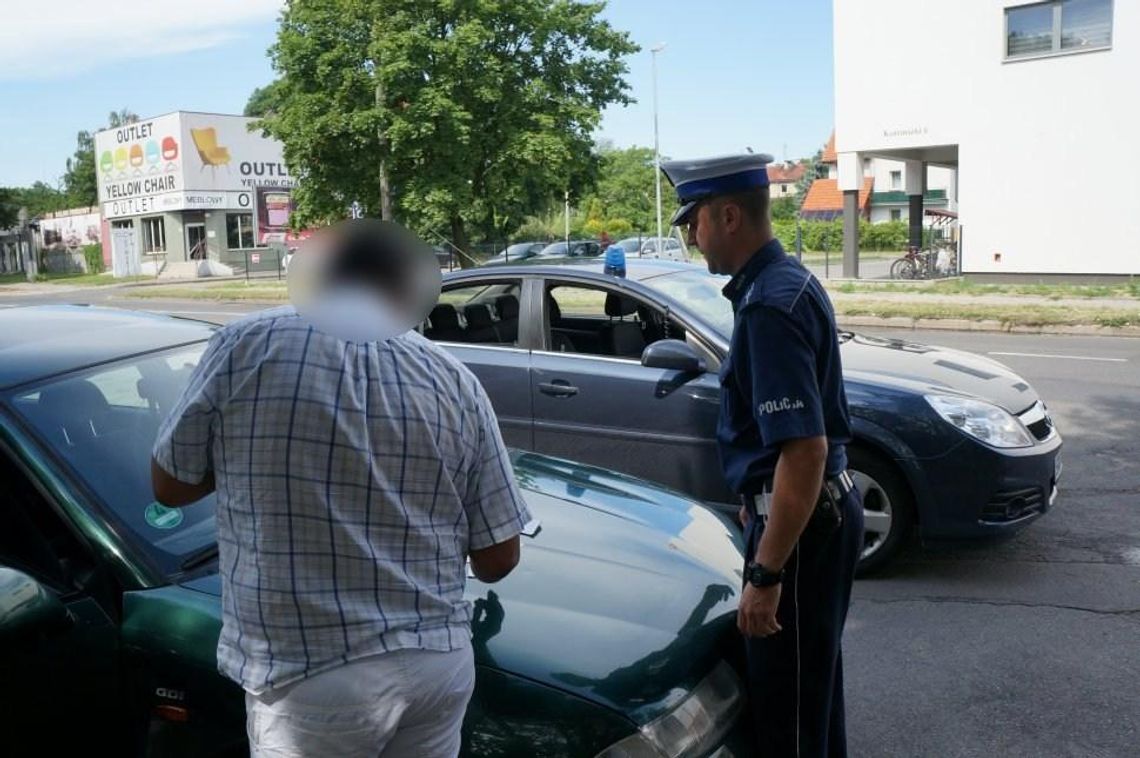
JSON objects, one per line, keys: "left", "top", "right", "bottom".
{"left": 463, "top": 303, "right": 502, "bottom": 343}
{"left": 494, "top": 295, "right": 520, "bottom": 344}
{"left": 425, "top": 304, "right": 467, "bottom": 342}
{"left": 602, "top": 294, "right": 647, "bottom": 358}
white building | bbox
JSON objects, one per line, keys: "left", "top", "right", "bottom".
{"left": 834, "top": 0, "right": 1134, "bottom": 279}
{"left": 804, "top": 132, "right": 956, "bottom": 224}
{"left": 94, "top": 111, "right": 296, "bottom": 276}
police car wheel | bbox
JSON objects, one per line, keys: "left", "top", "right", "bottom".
{"left": 848, "top": 446, "right": 915, "bottom": 576}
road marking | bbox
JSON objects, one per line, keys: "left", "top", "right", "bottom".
{"left": 988, "top": 351, "right": 1127, "bottom": 363}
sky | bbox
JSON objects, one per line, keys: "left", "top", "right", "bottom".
{"left": 0, "top": 0, "right": 834, "bottom": 189}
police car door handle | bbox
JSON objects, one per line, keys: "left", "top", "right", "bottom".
{"left": 538, "top": 380, "right": 579, "bottom": 398}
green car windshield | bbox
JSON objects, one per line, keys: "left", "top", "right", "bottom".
{"left": 9, "top": 343, "right": 215, "bottom": 577}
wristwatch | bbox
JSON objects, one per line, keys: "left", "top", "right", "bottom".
{"left": 744, "top": 562, "right": 784, "bottom": 588}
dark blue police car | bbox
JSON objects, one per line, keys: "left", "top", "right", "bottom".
{"left": 423, "top": 260, "right": 1062, "bottom": 573}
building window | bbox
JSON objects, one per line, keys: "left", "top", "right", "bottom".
{"left": 227, "top": 213, "right": 255, "bottom": 250}
{"left": 890, "top": 209, "right": 903, "bottom": 222}
{"left": 890, "top": 171, "right": 903, "bottom": 191}
{"left": 1006, "top": 0, "right": 1112, "bottom": 60}
{"left": 141, "top": 217, "right": 165, "bottom": 253}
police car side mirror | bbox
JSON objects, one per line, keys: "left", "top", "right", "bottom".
{"left": 641, "top": 339, "right": 706, "bottom": 374}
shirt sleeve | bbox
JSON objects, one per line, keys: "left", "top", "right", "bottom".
{"left": 151, "top": 331, "right": 233, "bottom": 485}
{"left": 738, "top": 304, "right": 826, "bottom": 446}
{"left": 463, "top": 380, "right": 533, "bottom": 551}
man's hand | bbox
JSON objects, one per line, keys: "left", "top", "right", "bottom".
{"left": 151, "top": 458, "right": 215, "bottom": 508}
{"left": 738, "top": 582, "right": 782, "bottom": 637}
{"left": 738, "top": 505, "right": 750, "bottom": 527}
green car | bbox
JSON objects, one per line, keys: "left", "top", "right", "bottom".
{"left": 0, "top": 306, "right": 751, "bottom": 757}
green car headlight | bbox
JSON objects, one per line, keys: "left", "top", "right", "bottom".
{"left": 925, "top": 394, "right": 1035, "bottom": 449}
{"left": 595, "top": 661, "right": 744, "bottom": 758}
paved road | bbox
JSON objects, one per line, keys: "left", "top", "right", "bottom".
{"left": 3, "top": 291, "right": 1137, "bottom": 755}
{"left": 848, "top": 329, "right": 1140, "bottom": 758}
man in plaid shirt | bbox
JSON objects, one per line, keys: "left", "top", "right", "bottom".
{"left": 151, "top": 223, "right": 531, "bottom": 757}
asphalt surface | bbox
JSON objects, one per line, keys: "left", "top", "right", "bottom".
{"left": 2, "top": 290, "right": 1137, "bottom": 756}
{"left": 847, "top": 329, "right": 1140, "bottom": 758}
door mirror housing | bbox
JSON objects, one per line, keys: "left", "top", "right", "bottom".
{"left": 641, "top": 339, "right": 707, "bottom": 374}
{"left": 0, "top": 567, "right": 72, "bottom": 643}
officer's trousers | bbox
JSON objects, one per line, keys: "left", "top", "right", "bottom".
{"left": 742, "top": 487, "right": 863, "bottom": 758}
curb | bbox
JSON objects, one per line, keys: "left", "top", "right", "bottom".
{"left": 837, "top": 315, "right": 1140, "bottom": 338}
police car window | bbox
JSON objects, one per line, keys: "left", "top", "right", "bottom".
{"left": 426, "top": 282, "right": 521, "bottom": 347}
{"left": 642, "top": 269, "right": 734, "bottom": 339}
{"left": 546, "top": 284, "right": 684, "bottom": 361}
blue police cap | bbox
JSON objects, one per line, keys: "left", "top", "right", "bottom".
{"left": 660, "top": 153, "right": 775, "bottom": 226}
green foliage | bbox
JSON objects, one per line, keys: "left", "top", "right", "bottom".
{"left": 770, "top": 196, "right": 798, "bottom": 222}
{"left": 256, "top": 0, "right": 637, "bottom": 264}
{"left": 244, "top": 82, "right": 285, "bottom": 117}
{"left": 770, "top": 218, "right": 912, "bottom": 253}
{"left": 578, "top": 144, "right": 657, "bottom": 235}
{"left": 0, "top": 187, "right": 18, "bottom": 229}
{"left": 62, "top": 110, "right": 137, "bottom": 209}
{"left": 82, "top": 243, "right": 105, "bottom": 274}
{"left": 7, "top": 182, "right": 68, "bottom": 219}
{"left": 796, "top": 150, "right": 824, "bottom": 197}
{"left": 64, "top": 131, "right": 98, "bottom": 208}
{"left": 860, "top": 220, "right": 908, "bottom": 251}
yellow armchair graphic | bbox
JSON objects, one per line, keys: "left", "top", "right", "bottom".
{"left": 189, "top": 128, "right": 232, "bottom": 175}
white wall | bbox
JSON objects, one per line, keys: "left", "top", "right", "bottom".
{"left": 835, "top": 0, "right": 1140, "bottom": 275}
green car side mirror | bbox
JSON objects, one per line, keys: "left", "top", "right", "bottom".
{"left": 0, "top": 567, "right": 72, "bottom": 643}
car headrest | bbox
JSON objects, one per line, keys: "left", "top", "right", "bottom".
{"left": 429, "top": 304, "right": 461, "bottom": 330}
{"left": 495, "top": 295, "right": 520, "bottom": 320}
{"left": 547, "top": 296, "right": 562, "bottom": 323}
{"left": 38, "top": 379, "right": 110, "bottom": 416}
{"left": 605, "top": 293, "right": 638, "bottom": 318}
{"left": 464, "top": 303, "right": 495, "bottom": 328}
{"left": 36, "top": 379, "right": 110, "bottom": 442}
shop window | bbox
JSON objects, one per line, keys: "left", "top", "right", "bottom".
{"left": 142, "top": 217, "right": 166, "bottom": 253}
{"left": 227, "top": 213, "right": 255, "bottom": 250}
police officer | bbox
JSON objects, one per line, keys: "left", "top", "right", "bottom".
{"left": 661, "top": 154, "right": 863, "bottom": 757}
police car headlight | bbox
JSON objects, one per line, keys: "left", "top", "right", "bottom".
{"left": 594, "top": 662, "right": 743, "bottom": 758}
{"left": 925, "top": 394, "right": 1034, "bottom": 448}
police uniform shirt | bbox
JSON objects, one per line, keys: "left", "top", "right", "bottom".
{"left": 718, "top": 238, "right": 852, "bottom": 495}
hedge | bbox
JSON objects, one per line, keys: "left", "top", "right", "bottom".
{"left": 82, "top": 244, "right": 105, "bottom": 274}
{"left": 772, "top": 220, "right": 914, "bottom": 253}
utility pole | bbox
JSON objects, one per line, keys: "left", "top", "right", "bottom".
{"left": 376, "top": 77, "right": 393, "bottom": 220}
{"left": 651, "top": 43, "right": 666, "bottom": 249}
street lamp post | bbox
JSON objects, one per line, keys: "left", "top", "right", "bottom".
{"left": 651, "top": 43, "right": 666, "bottom": 254}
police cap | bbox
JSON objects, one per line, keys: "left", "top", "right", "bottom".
{"left": 660, "top": 153, "right": 774, "bottom": 226}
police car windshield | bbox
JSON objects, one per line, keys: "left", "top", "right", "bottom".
{"left": 642, "top": 269, "right": 734, "bottom": 339}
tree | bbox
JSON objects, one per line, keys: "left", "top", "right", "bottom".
{"left": 0, "top": 188, "right": 19, "bottom": 229}
{"left": 584, "top": 145, "right": 657, "bottom": 233}
{"left": 771, "top": 196, "right": 799, "bottom": 222}
{"left": 254, "top": 0, "right": 637, "bottom": 265}
{"left": 62, "top": 109, "right": 138, "bottom": 209}
{"left": 64, "top": 130, "right": 97, "bottom": 207}
{"left": 244, "top": 82, "right": 285, "bottom": 117}
{"left": 796, "top": 151, "right": 823, "bottom": 199}
{"left": 13, "top": 182, "right": 67, "bottom": 218}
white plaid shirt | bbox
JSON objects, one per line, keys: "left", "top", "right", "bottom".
{"left": 153, "top": 306, "right": 531, "bottom": 694}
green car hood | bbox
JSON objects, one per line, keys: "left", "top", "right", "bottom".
{"left": 159, "top": 452, "right": 745, "bottom": 723}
